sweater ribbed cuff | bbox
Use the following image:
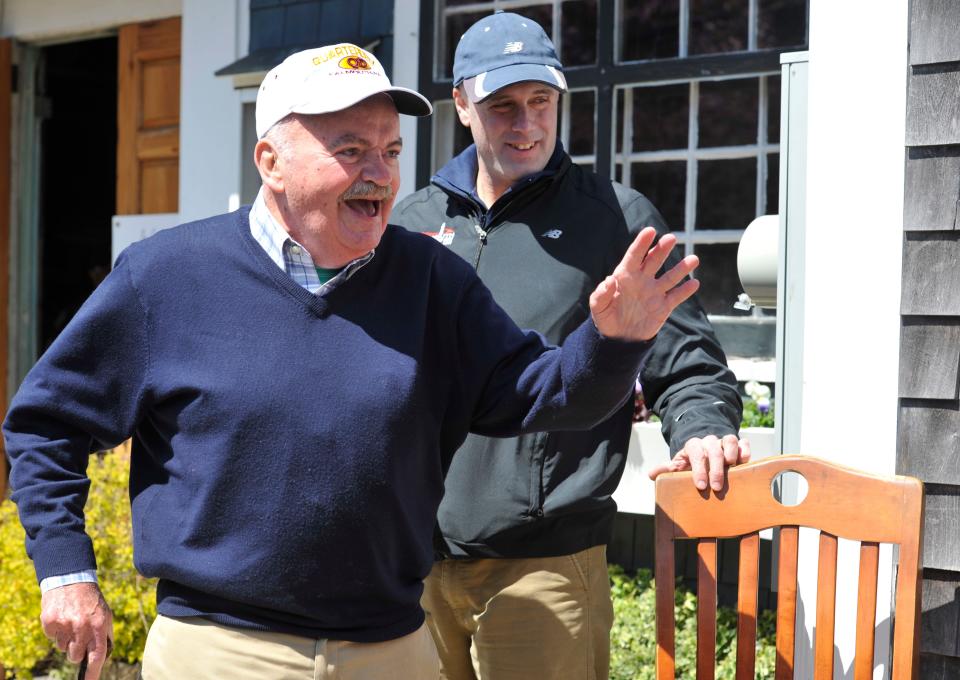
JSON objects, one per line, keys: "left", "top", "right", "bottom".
{"left": 580, "top": 318, "right": 654, "bottom": 374}
{"left": 30, "top": 531, "right": 98, "bottom": 585}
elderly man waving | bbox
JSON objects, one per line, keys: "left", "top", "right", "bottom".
{"left": 4, "top": 43, "right": 698, "bottom": 680}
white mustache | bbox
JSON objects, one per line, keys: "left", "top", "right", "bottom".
{"left": 341, "top": 182, "right": 393, "bottom": 202}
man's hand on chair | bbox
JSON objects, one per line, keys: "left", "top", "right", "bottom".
{"left": 648, "top": 434, "right": 751, "bottom": 491}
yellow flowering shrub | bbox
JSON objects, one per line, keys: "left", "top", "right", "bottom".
{"left": 0, "top": 498, "right": 47, "bottom": 678}
{"left": 0, "top": 448, "right": 156, "bottom": 678}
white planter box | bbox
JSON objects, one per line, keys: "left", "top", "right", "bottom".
{"left": 612, "top": 422, "right": 777, "bottom": 516}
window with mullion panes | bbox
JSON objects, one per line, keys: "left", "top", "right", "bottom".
{"left": 428, "top": 0, "right": 807, "bottom": 367}
{"left": 614, "top": 73, "right": 782, "bottom": 317}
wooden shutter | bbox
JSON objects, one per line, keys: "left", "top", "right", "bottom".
{"left": 116, "top": 16, "right": 180, "bottom": 215}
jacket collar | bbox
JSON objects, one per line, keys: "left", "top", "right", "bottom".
{"left": 432, "top": 140, "right": 569, "bottom": 211}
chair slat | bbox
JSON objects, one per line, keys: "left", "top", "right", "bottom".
{"left": 814, "top": 532, "right": 839, "bottom": 680}
{"left": 775, "top": 526, "right": 799, "bottom": 680}
{"left": 892, "top": 481, "right": 925, "bottom": 680}
{"left": 655, "top": 512, "right": 677, "bottom": 680}
{"left": 854, "top": 541, "right": 880, "bottom": 680}
{"left": 697, "top": 538, "right": 718, "bottom": 680}
{"left": 736, "top": 533, "right": 760, "bottom": 680}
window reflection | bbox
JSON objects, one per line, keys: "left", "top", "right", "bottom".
{"left": 620, "top": 0, "right": 680, "bottom": 61}
{"left": 697, "top": 158, "right": 757, "bottom": 230}
{"left": 631, "top": 84, "right": 689, "bottom": 151}
{"left": 689, "top": 0, "right": 748, "bottom": 55}
{"left": 567, "top": 90, "right": 596, "bottom": 156}
{"left": 699, "top": 79, "right": 758, "bottom": 148}
{"left": 562, "top": 0, "right": 597, "bottom": 66}
{"left": 758, "top": 0, "right": 807, "bottom": 48}
{"left": 766, "top": 153, "right": 779, "bottom": 214}
{"left": 631, "top": 161, "right": 686, "bottom": 230}
{"left": 767, "top": 76, "right": 781, "bottom": 143}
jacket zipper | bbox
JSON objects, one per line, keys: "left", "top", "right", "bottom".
{"left": 472, "top": 195, "right": 523, "bottom": 270}
{"left": 466, "top": 204, "right": 545, "bottom": 517}
{"left": 473, "top": 223, "right": 487, "bottom": 269}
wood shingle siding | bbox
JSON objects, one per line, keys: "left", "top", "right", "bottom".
{"left": 909, "top": 0, "right": 960, "bottom": 66}
{"left": 901, "top": 233, "right": 960, "bottom": 315}
{"left": 901, "top": 0, "right": 960, "bottom": 668}
{"left": 920, "top": 486, "right": 960, "bottom": 572}
{"left": 903, "top": 146, "right": 960, "bottom": 231}
{"left": 920, "top": 653, "right": 960, "bottom": 680}
{"left": 906, "top": 68, "right": 960, "bottom": 146}
{"left": 898, "top": 320, "right": 960, "bottom": 399}
{"left": 919, "top": 570, "right": 960, "bottom": 657}
{"left": 898, "top": 402, "right": 960, "bottom": 485}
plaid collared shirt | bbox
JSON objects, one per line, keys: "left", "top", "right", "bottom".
{"left": 249, "top": 189, "right": 373, "bottom": 293}
{"left": 39, "top": 569, "right": 98, "bottom": 593}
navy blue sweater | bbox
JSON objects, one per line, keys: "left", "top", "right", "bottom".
{"left": 4, "top": 209, "right": 649, "bottom": 642}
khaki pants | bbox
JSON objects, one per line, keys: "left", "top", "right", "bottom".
{"left": 421, "top": 544, "right": 613, "bottom": 680}
{"left": 141, "top": 614, "right": 439, "bottom": 680}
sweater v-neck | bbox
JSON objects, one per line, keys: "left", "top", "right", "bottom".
{"left": 236, "top": 208, "right": 373, "bottom": 318}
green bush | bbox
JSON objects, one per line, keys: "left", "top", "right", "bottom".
{"left": 0, "top": 448, "right": 156, "bottom": 678}
{"left": 609, "top": 565, "right": 777, "bottom": 680}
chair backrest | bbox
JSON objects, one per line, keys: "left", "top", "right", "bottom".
{"left": 654, "top": 455, "right": 924, "bottom": 680}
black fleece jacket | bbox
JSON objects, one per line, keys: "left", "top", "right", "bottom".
{"left": 391, "top": 143, "right": 742, "bottom": 558}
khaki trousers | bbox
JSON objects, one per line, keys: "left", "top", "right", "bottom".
{"left": 421, "top": 544, "right": 613, "bottom": 680}
{"left": 141, "top": 614, "right": 439, "bottom": 680}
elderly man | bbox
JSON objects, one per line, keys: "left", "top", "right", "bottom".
{"left": 390, "top": 13, "right": 748, "bottom": 680}
{"left": 4, "top": 43, "right": 699, "bottom": 680}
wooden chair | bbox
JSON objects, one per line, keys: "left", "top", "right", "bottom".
{"left": 654, "top": 455, "right": 924, "bottom": 680}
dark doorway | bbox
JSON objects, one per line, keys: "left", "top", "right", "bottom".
{"left": 37, "top": 37, "right": 117, "bottom": 351}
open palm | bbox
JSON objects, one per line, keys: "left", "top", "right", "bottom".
{"left": 589, "top": 227, "right": 700, "bottom": 341}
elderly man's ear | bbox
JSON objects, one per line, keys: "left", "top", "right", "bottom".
{"left": 254, "top": 139, "right": 284, "bottom": 192}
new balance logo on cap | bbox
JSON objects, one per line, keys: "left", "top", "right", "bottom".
{"left": 503, "top": 41, "right": 524, "bottom": 54}
{"left": 541, "top": 229, "right": 563, "bottom": 239}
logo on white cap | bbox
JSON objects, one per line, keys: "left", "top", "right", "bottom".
{"left": 336, "top": 55, "right": 372, "bottom": 70}
{"left": 255, "top": 43, "right": 431, "bottom": 138}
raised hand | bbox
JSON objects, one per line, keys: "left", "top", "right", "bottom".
{"left": 589, "top": 227, "right": 700, "bottom": 341}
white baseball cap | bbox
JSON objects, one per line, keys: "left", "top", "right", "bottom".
{"left": 255, "top": 43, "right": 432, "bottom": 138}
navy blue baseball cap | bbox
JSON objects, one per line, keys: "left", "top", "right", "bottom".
{"left": 453, "top": 12, "right": 568, "bottom": 103}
